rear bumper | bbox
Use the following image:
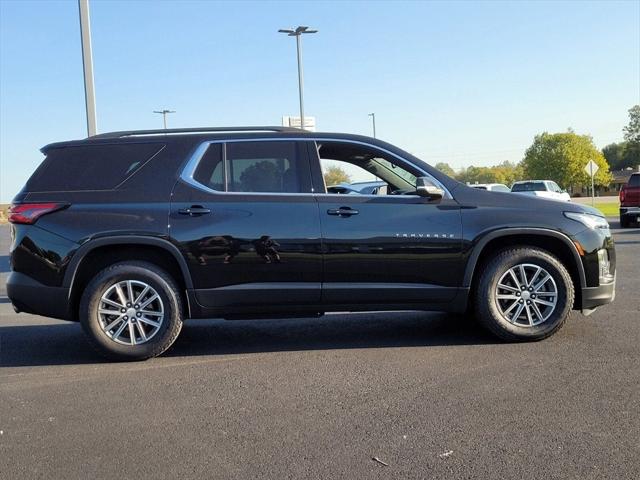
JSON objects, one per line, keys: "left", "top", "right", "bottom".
{"left": 6, "top": 271, "right": 72, "bottom": 321}
{"left": 620, "top": 207, "right": 640, "bottom": 217}
{"left": 581, "top": 276, "right": 615, "bottom": 311}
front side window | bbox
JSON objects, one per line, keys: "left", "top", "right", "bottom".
{"left": 317, "top": 141, "right": 421, "bottom": 195}
{"left": 191, "top": 141, "right": 310, "bottom": 193}
{"left": 548, "top": 181, "right": 562, "bottom": 192}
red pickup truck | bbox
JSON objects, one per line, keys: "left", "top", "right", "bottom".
{"left": 620, "top": 172, "right": 640, "bottom": 228}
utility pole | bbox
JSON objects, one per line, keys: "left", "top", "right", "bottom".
{"left": 78, "top": 0, "right": 97, "bottom": 136}
{"left": 153, "top": 110, "right": 175, "bottom": 129}
{"left": 368, "top": 113, "right": 377, "bottom": 138}
{"left": 278, "top": 26, "right": 318, "bottom": 130}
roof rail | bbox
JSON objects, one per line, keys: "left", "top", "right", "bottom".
{"left": 89, "top": 126, "right": 305, "bottom": 139}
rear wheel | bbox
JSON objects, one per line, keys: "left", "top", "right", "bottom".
{"left": 475, "top": 247, "right": 574, "bottom": 341}
{"left": 80, "top": 261, "right": 183, "bottom": 361}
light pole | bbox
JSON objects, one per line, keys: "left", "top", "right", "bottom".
{"left": 78, "top": 0, "right": 97, "bottom": 136}
{"left": 153, "top": 109, "right": 175, "bottom": 129}
{"left": 368, "top": 113, "right": 376, "bottom": 138}
{"left": 278, "top": 26, "right": 317, "bottom": 130}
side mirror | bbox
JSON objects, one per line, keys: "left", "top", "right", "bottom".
{"left": 416, "top": 176, "right": 444, "bottom": 200}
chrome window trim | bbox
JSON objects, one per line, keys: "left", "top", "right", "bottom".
{"left": 179, "top": 137, "right": 453, "bottom": 199}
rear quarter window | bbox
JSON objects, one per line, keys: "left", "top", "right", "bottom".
{"left": 26, "top": 143, "right": 164, "bottom": 192}
{"left": 629, "top": 174, "right": 640, "bottom": 187}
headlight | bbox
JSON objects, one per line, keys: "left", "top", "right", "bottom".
{"left": 564, "top": 212, "right": 609, "bottom": 230}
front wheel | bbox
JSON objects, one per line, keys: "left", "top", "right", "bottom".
{"left": 475, "top": 247, "right": 574, "bottom": 341}
{"left": 80, "top": 261, "right": 184, "bottom": 361}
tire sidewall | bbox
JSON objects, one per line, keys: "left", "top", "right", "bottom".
{"left": 480, "top": 249, "right": 573, "bottom": 340}
{"left": 80, "top": 262, "right": 182, "bottom": 360}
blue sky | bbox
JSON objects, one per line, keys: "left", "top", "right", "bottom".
{"left": 1, "top": 0, "right": 639, "bottom": 201}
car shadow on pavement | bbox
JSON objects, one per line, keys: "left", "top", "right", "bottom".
{"left": 0, "top": 312, "right": 496, "bottom": 367}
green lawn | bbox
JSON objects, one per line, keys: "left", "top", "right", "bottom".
{"left": 592, "top": 202, "right": 619, "bottom": 217}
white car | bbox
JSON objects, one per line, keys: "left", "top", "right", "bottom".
{"left": 511, "top": 180, "right": 571, "bottom": 202}
{"left": 469, "top": 183, "right": 511, "bottom": 192}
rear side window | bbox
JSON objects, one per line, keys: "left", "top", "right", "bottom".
{"left": 192, "top": 143, "right": 224, "bottom": 191}
{"left": 512, "top": 182, "right": 546, "bottom": 192}
{"left": 27, "top": 143, "right": 164, "bottom": 192}
{"left": 191, "top": 141, "right": 311, "bottom": 193}
{"left": 629, "top": 174, "right": 640, "bottom": 187}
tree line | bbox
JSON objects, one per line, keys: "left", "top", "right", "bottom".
{"left": 323, "top": 105, "right": 639, "bottom": 190}
{"left": 438, "top": 105, "right": 639, "bottom": 189}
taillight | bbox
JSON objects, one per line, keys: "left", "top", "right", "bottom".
{"left": 8, "top": 203, "right": 68, "bottom": 225}
{"left": 619, "top": 188, "right": 625, "bottom": 203}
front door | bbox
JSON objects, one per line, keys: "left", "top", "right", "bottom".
{"left": 312, "top": 140, "right": 463, "bottom": 307}
{"left": 170, "top": 139, "right": 322, "bottom": 311}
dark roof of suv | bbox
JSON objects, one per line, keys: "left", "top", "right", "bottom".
{"left": 40, "top": 126, "right": 462, "bottom": 193}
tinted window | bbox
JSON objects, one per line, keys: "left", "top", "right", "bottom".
{"left": 629, "top": 174, "right": 640, "bottom": 187}
{"left": 512, "top": 182, "right": 546, "bottom": 192}
{"left": 190, "top": 141, "right": 310, "bottom": 193}
{"left": 27, "top": 143, "right": 163, "bottom": 192}
{"left": 226, "top": 142, "right": 308, "bottom": 193}
{"left": 192, "top": 143, "right": 224, "bottom": 191}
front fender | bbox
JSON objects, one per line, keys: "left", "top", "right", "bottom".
{"left": 462, "top": 227, "right": 587, "bottom": 289}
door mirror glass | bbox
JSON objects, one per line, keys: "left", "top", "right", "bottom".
{"left": 416, "top": 176, "right": 444, "bottom": 200}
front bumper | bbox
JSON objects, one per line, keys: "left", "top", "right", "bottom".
{"left": 581, "top": 275, "right": 616, "bottom": 312}
{"left": 6, "top": 271, "right": 72, "bottom": 321}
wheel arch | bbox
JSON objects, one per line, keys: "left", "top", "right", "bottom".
{"left": 464, "top": 228, "right": 586, "bottom": 309}
{"left": 64, "top": 236, "right": 193, "bottom": 321}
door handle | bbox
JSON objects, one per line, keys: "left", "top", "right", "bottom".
{"left": 327, "top": 207, "right": 359, "bottom": 217}
{"left": 178, "top": 205, "right": 211, "bottom": 216}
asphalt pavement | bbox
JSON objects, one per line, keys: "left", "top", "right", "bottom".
{"left": 0, "top": 222, "right": 638, "bottom": 479}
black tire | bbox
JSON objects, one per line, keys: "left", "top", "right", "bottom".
{"left": 619, "top": 215, "right": 629, "bottom": 228}
{"left": 474, "top": 247, "right": 574, "bottom": 342}
{"left": 79, "top": 261, "right": 184, "bottom": 361}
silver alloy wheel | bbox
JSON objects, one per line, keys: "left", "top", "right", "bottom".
{"left": 98, "top": 280, "right": 164, "bottom": 345}
{"left": 495, "top": 263, "right": 558, "bottom": 327}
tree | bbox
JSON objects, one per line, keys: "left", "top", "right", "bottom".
{"left": 435, "top": 162, "right": 457, "bottom": 178}
{"left": 522, "top": 131, "right": 612, "bottom": 189}
{"left": 623, "top": 105, "right": 640, "bottom": 143}
{"left": 603, "top": 142, "right": 627, "bottom": 171}
{"left": 323, "top": 165, "right": 351, "bottom": 186}
{"left": 601, "top": 106, "right": 640, "bottom": 171}
{"left": 457, "top": 161, "right": 524, "bottom": 186}
{"left": 490, "top": 161, "right": 524, "bottom": 185}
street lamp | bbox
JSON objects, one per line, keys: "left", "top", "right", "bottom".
{"left": 78, "top": 0, "right": 97, "bottom": 136}
{"left": 278, "top": 26, "right": 317, "bottom": 130}
{"left": 368, "top": 113, "right": 376, "bottom": 138}
{"left": 153, "top": 109, "right": 175, "bottom": 129}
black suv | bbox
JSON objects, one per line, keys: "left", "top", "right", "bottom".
{"left": 7, "top": 127, "right": 616, "bottom": 360}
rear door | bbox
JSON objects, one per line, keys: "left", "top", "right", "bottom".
{"left": 170, "top": 139, "right": 323, "bottom": 311}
